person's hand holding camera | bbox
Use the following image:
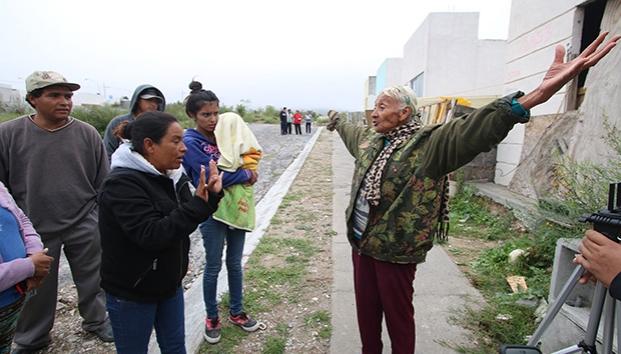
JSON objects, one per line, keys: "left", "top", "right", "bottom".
{"left": 574, "top": 229, "right": 621, "bottom": 287}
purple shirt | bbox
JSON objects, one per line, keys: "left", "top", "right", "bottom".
{"left": 182, "top": 128, "right": 251, "bottom": 188}
{"left": 0, "top": 182, "right": 43, "bottom": 292}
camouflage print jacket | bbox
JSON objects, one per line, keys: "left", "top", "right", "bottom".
{"left": 331, "top": 92, "right": 529, "bottom": 264}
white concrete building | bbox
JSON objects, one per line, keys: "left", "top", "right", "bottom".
{"left": 72, "top": 92, "right": 106, "bottom": 106}
{"left": 0, "top": 84, "right": 21, "bottom": 108}
{"left": 374, "top": 58, "right": 404, "bottom": 94}
{"left": 0, "top": 84, "right": 105, "bottom": 108}
{"left": 363, "top": 76, "right": 377, "bottom": 111}
{"left": 401, "top": 12, "right": 506, "bottom": 98}
{"left": 367, "top": 12, "right": 506, "bottom": 119}
{"left": 496, "top": 0, "right": 609, "bottom": 185}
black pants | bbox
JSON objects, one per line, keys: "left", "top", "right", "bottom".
{"left": 305, "top": 122, "right": 311, "bottom": 133}
{"left": 287, "top": 123, "right": 292, "bottom": 134}
{"left": 280, "top": 120, "right": 287, "bottom": 134}
{"left": 294, "top": 124, "right": 302, "bottom": 135}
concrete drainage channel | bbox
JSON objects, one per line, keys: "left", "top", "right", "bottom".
{"left": 149, "top": 127, "right": 323, "bottom": 353}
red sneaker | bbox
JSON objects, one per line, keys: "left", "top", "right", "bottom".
{"left": 229, "top": 312, "right": 260, "bottom": 332}
{"left": 204, "top": 317, "right": 221, "bottom": 344}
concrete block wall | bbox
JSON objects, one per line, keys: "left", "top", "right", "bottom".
{"left": 495, "top": 124, "right": 525, "bottom": 186}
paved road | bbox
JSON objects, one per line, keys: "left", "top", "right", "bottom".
{"left": 58, "top": 123, "right": 314, "bottom": 290}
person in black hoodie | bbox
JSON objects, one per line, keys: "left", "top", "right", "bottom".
{"left": 98, "top": 112, "right": 222, "bottom": 354}
{"left": 103, "top": 84, "right": 166, "bottom": 162}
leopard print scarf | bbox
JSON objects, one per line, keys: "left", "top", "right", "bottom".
{"left": 435, "top": 176, "right": 450, "bottom": 242}
{"left": 361, "top": 119, "right": 421, "bottom": 206}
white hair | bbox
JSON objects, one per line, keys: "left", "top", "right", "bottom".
{"left": 378, "top": 86, "right": 418, "bottom": 118}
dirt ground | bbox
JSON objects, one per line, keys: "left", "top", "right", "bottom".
{"left": 202, "top": 129, "right": 334, "bottom": 353}
{"left": 29, "top": 286, "right": 116, "bottom": 353}
{"left": 443, "top": 236, "right": 500, "bottom": 275}
{"left": 443, "top": 196, "right": 523, "bottom": 276}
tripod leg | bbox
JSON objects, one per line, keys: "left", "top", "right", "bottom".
{"left": 617, "top": 300, "right": 621, "bottom": 354}
{"left": 549, "top": 345, "right": 584, "bottom": 353}
{"left": 528, "top": 265, "right": 585, "bottom": 346}
{"left": 602, "top": 292, "right": 615, "bottom": 354}
{"left": 580, "top": 281, "right": 608, "bottom": 352}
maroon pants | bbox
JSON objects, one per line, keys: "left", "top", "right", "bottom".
{"left": 352, "top": 250, "right": 417, "bottom": 354}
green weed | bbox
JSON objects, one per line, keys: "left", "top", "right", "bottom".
{"left": 304, "top": 310, "right": 332, "bottom": 339}
{"left": 539, "top": 119, "right": 621, "bottom": 225}
{"left": 262, "top": 323, "right": 289, "bottom": 354}
{"left": 448, "top": 247, "right": 463, "bottom": 256}
{"left": 280, "top": 193, "right": 303, "bottom": 208}
{"left": 0, "top": 111, "right": 23, "bottom": 123}
{"left": 294, "top": 224, "right": 314, "bottom": 231}
{"left": 450, "top": 186, "right": 570, "bottom": 352}
{"left": 199, "top": 326, "right": 246, "bottom": 354}
{"left": 455, "top": 303, "right": 537, "bottom": 354}
{"left": 449, "top": 186, "right": 515, "bottom": 240}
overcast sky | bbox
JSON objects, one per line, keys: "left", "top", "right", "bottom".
{"left": 0, "top": 0, "right": 510, "bottom": 111}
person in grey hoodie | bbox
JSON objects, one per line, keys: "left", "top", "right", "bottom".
{"left": 103, "top": 85, "right": 166, "bottom": 162}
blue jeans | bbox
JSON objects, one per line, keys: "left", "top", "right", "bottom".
{"left": 200, "top": 217, "right": 246, "bottom": 319}
{"left": 106, "top": 288, "right": 185, "bottom": 354}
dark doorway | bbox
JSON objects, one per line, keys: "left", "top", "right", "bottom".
{"left": 576, "top": 0, "right": 606, "bottom": 108}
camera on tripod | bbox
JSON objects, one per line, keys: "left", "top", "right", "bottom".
{"left": 579, "top": 182, "right": 621, "bottom": 242}
{"left": 501, "top": 183, "right": 621, "bottom": 354}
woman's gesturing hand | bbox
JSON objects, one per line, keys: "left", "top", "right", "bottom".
{"left": 207, "top": 160, "right": 223, "bottom": 194}
{"left": 196, "top": 160, "right": 223, "bottom": 202}
{"left": 519, "top": 32, "right": 620, "bottom": 109}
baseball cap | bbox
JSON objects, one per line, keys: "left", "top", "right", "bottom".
{"left": 25, "top": 71, "right": 80, "bottom": 93}
{"left": 140, "top": 88, "right": 163, "bottom": 101}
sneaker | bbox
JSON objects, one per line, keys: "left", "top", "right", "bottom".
{"left": 87, "top": 320, "right": 114, "bottom": 343}
{"left": 229, "top": 311, "right": 260, "bottom": 332}
{"left": 204, "top": 317, "right": 221, "bottom": 344}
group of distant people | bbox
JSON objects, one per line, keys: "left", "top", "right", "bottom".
{"left": 0, "top": 31, "right": 619, "bottom": 354}
{"left": 279, "top": 107, "right": 313, "bottom": 135}
{"left": 0, "top": 72, "right": 261, "bottom": 354}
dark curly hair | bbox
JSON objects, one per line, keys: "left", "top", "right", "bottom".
{"left": 185, "top": 80, "right": 219, "bottom": 117}
{"left": 113, "top": 112, "right": 178, "bottom": 155}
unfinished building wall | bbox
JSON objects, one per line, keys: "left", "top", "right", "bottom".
{"left": 569, "top": 0, "right": 621, "bottom": 165}
{"left": 505, "top": 0, "right": 620, "bottom": 199}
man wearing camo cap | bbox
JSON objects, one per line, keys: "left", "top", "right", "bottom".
{"left": 0, "top": 71, "right": 113, "bottom": 353}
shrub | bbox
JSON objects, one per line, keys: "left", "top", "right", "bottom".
{"left": 235, "top": 103, "right": 247, "bottom": 118}
{"left": 165, "top": 102, "right": 194, "bottom": 129}
{"left": 315, "top": 115, "right": 329, "bottom": 125}
{"left": 0, "top": 112, "right": 22, "bottom": 124}
{"left": 264, "top": 105, "right": 279, "bottom": 117}
{"left": 71, "top": 105, "right": 124, "bottom": 136}
{"left": 540, "top": 121, "right": 621, "bottom": 226}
